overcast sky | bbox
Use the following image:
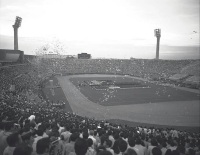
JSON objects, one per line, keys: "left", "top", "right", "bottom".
{"left": 0, "top": 0, "right": 199, "bottom": 59}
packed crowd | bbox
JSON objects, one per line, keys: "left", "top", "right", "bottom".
{"left": 0, "top": 100, "right": 200, "bottom": 155}
{"left": 39, "top": 58, "right": 198, "bottom": 79}
{"left": 0, "top": 59, "right": 200, "bottom": 155}
{"left": 38, "top": 58, "right": 200, "bottom": 89}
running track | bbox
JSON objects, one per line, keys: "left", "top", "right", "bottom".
{"left": 57, "top": 74, "right": 200, "bottom": 127}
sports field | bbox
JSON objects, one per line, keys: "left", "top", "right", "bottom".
{"left": 43, "top": 74, "right": 200, "bottom": 132}
{"left": 70, "top": 76, "right": 199, "bottom": 106}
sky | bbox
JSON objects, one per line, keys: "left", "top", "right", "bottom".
{"left": 0, "top": 0, "right": 199, "bottom": 59}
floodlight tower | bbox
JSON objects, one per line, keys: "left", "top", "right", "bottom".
{"left": 154, "top": 29, "right": 161, "bottom": 59}
{"left": 13, "top": 16, "right": 22, "bottom": 50}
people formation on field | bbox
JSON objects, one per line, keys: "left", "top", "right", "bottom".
{"left": 0, "top": 60, "right": 200, "bottom": 155}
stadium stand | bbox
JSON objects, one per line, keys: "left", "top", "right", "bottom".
{"left": 169, "top": 74, "right": 189, "bottom": 81}
{"left": 184, "top": 76, "right": 200, "bottom": 88}
{"left": 181, "top": 61, "right": 200, "bottom": 77}
{"left": 0, "top": 57, "right": 200, "bottom": 155}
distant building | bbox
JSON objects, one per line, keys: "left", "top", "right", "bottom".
{"left": 78, "top": 53, "right": 91, "bottom": 59}
{"left": 0, "top": 49, "right": 24, "bottom": 63}
{"left": 66, "top": 55, "right": 76, "bottom": 59}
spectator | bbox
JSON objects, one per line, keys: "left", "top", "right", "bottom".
{"left": 53, "top": 134, "right": 65, "bottom": 155}
{"left": 147, "top": 138, "right": 158, "bottom": 155}
{"left": 36, "top": 137, "right": 50, "bottom": 155}
{"left": 128, "top": 137, "right": 139, "bottom": 154}
{"left": 0, "top": 122, "right": 14, "bottom": 155}
{"left": 165, "top": 149, "right": 172, "bottom": 155}
{"left": 112, "top": 139, "right": 120, "bottom": 155}
{"left": 124, "top": 148, "right": 137, "bottom": 155}
{"left": 3, "top": 132, "right": 21, "bottom": 155}
{"left": 176, "top": 145, "right": 185, "bottom": 155}
{"left": 21, "top": 131, "right": 34, "bottom": 148}
{"left": 104, "top": 139, "right": 114, "bottom": 155}
{"left": 100, "top": 134, "right": 108, "bottom": 147}
{"left": 160, "top": 141, "right": 167, "bottom": 155}
{"left": 152, "top": 147, "right": 162, "bottom": 155}
{"left": 107, "top": 130, "right": 115, "bottom": 148}
{"left": 61, "top": 124, "right": 72, "bottom": 144}
{"left": 118, "top": 138, "right": 128, "bottom": 154}
{"left": 134, "top": 138, "right": 146, "bottom": 155}
{"left": 73, "top": 138, "right": 88, "bottom": 155}
{"left": 43, "top": 123, "right": 51, "bottom": 137}
{"left": 83, "top": 131, "right": 89, "bottom": 140}
{"left": 86, "top": 138, "right": 95, "bottom": 155}
{"left": 167, "top": 140, "right": 177, "bottom": 151}
{"left": 94, "top": 130, "right": 101, "bottom": 147}
{"left": 65, "top": 132, "right": 79, "bottom": 155}
{"left": 88, "top": 130, "right": 97, "bottom": 148}
{"left": 96, "top": 145, "right": 106, "bottom": 155}
{"left": 13, "top": 145, "right": 32, "bottom": 155}
{"left": 32, "top": 129, "right": 45, "bottom": 152}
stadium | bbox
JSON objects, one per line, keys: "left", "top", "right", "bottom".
{"left": 41, "top": 59, "right": 200, "bottom": 131}
{"left": 0, "top": 3, "right": 200, "bottom": 154}
{"left": 0, "top": 52, "right": 200, "bottom": 155}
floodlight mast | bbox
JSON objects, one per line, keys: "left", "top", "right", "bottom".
{"left": 154, "top": 29, "right": 161, "bottom": 59}
{"left": 13, "top": 16, "right": 22, "bottom": 50}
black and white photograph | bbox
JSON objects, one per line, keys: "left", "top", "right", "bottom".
{"left": 0, "top": 0, "right": 199, "bottom": 155}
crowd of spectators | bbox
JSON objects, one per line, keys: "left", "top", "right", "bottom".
{"left": 0, "top": 58, "right": 200, "bottom": 155}
{"left": 0, "top": 104, "right": 200, "bottom": 155}
{"left": 37, "top": 58, "right": 199, "bottom": 89}
{"left": 38, "top": 58, "right": 198, "bottom": 78}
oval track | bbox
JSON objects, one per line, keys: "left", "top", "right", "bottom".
{"left": 57, "top": 74, "right": 200, "bottom": 127}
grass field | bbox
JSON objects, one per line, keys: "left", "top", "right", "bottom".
{"left": 70, "top": 76, "right": 199, "bottom": 106}
{"left": 43, "top": 74, "right": 200, "bottom": 133}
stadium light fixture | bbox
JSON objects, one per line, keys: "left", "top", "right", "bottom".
{"left": 13, "top": 16, "right": 22, "bottom": 50}
{"left": 154, "top": 29, "right": 161, "bottom": 59}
